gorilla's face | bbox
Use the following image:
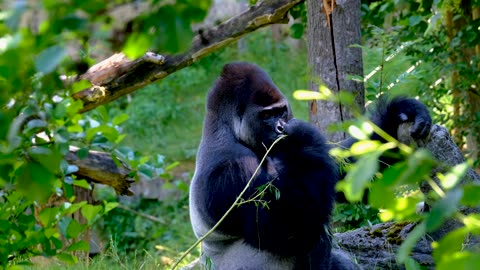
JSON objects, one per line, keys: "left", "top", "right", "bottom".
{"left": 206, "top": 62, "right": 293, "bottom": 152}
{"left": 235, "top": 99, "right": 291, "bottom": 152}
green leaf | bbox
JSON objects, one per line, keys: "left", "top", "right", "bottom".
{"left": 73, "top": 179, "right": 91, "bottom": 190}
{"left": 81, "top": 204, "right": 102, "bottom": 223}
{"left": 438, "top": 163, "right": 468, "bottom": 190}
{"left": 395, "top": 150, "right": 434, "bottom": 186}
{"left": 123, "top": 33, "right": 151, "bottom": 59}
{"left": 368, "top": 180, "right": 395, "bottom": 209}
{"left": 58, "top": 216, "right": 72, "bottom": 237}
{"left": 67, "top": 124, "right": 83, "bottom": 133}
{"left": 57, "top": 253, "right": 78, "bottom": 264}
{"left": 72, "top": 0, "right": 107, "bottom": 14}
{"left": 17, "top": 162, "right": 55, "bottom": 203}
{"left": 404, "top": 257, "right": 421, "bottom": 270}
{"left": 65, "top": 164, "right": 78, "bottom": 174}
{"left": 461, "top": 213, "right": 480, "bottom": 233}
{"left": 96, "top": 106, "right": 109, "bottom": 122}
{"left": 426, "top": 188, "right": 463, "bottom": 232}
{"left": 337, "top": 151, "right": 381, "bottom": 202}
{"left": 181, "top": 6, "right": 208, "bottom": 23}
{"left": 64, "top": 201, "right": 87, "bottom": 215}
{"left": 112, "top": 113, "right": 129, "bottom": 126}
{"left": 66, "top": 240, "right": 90, "bottom": 252}
{"left": 436, "top": 251, "right": 480, "bottom": 270}
{"left": 70, "top": 79, "right": 92, "bottom": 93}
{"left": 65, "top": 98, "right": 84, "bottom": 117}
{"left": 377, "top": 196, "right": 421, "bottom": 222}
{"left": 408, "top": 15, "right": 422, "bottom": 27}
{"left": 27, "top": 146, "right": 62, "bottom": 174}
{"left": 350, "top": 140, "right": 380, "bottom": 155}
{"left": 53, "top": 102, "right": 67, "bottom": 120}
{"left": 61, "top": 16, "right": 88, "bottom": 31}
{"left": 397, "top": 222, "right": 426, "bottom": 264}
{"left": 34, "top": 45, "right": 66, "bottom": 74}
{"left": 139, "top": 164, "right": 154, "bottom": 178}
{"left": 115, "top": 133, "right": 126, "bottom": 145}
{"left": 165, "top": 161, "right": 180, "bottom": 171}
{"left": 289, "top": 2, "right": 305, "bottom": 19}
{"left": 7, "top": 265, "right": 27, "bottom": 270}
{"left": 66, "top": 218, "right": 85, "bottom": 239}
{"left": 77, "top": 148, "right": 89, "bottom": 159}
{"left": 24, "top": 119, "right": 47, "bottom": 135}
{"left": 104, "top": 202, "right": 118, "bottom": 213}
{"left": 86, "top": 125, "right": 119, "bottom": 142}
{"left": 290, "top": 23, "right": 304, "bottom": 39}
{"left": 432, "top": 227, "right": 468, "bottom": 264}
{"left": 38, "top": 207, "right": 60, "bottom": 227}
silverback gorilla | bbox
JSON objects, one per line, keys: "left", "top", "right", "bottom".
{"left": 189, "top": 62, "right": 432, "bottom": 270}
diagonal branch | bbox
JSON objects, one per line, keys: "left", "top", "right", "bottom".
{"left": 73, "top": 0, "right": 303, "bottom": 113}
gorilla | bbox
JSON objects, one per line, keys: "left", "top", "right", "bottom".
{"left": 189, "top": 62, "right": 431, "bottom": 270}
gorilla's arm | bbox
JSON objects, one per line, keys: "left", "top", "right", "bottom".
{"left": 238, "top": 119, "right": 338, "bottom": 256}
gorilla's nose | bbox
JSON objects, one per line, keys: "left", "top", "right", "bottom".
{"left": 275, "top": 121, "right": 285, "bottom": 134}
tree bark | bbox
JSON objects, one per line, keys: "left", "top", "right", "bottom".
{"left": 307, "top": 0, "right": 364, "bottom": 142}
{"left": 72, "top": 0, "right": 303, "bottom": 113}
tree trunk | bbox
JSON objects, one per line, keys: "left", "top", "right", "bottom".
{"left": 445, "top": 1, "right": 480, "bottom": 170}
{"left": 307, "top": 0, "right": 364, "bottom": 142}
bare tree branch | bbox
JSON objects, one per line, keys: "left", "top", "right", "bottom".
{"left": 73, "top": 0, "right": 303, "bottom": 113}
{"left": 65, "top": 146, "right": 135, "bottom": 195}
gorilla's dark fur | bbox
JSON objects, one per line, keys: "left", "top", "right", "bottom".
{"left": 189, "top": 62, "right": 431, "bottom": 270}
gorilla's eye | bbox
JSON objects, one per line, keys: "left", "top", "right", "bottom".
{"left": 260, "top": 110, "right": 272, "bottom": 120}
{"left": 260, "top": 106, "right": 287, "bottom": 120}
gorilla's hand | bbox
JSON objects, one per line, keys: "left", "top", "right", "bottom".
{"left": 395, "top": 98, "right": 431, "bottom": 139}
{"left": 372, "top": 97, "right": 432, "bottom": 140}
{"left": 282, "top": 119, "right": 326, "bottom": 147}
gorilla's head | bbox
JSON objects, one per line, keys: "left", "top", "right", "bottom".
{"left": 206, "top": 62, "right": 293, "bottom": 151}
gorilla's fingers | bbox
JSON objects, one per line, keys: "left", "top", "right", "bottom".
{"left": 410, "top": 117, "right": 432, "bottom": 139}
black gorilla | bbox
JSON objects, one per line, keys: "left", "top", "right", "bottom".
{"left": 189, "top": 62, "right": 431, "bottom": 270}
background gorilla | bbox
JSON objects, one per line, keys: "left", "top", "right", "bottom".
{"left": 189, "top": 62, "right": 431, "bottom": 270}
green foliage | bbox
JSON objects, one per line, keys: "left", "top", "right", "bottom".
{"left": 98, "top": 194, "right": 197, "bottom": 268}
{"left": 361, "top": 0, "right": 480, "bottom": 166}
{"left": 289, "top": 2, "right": 307, "bottom": 39}
{"left": 333, "top": 203, "right": 380, "bottom": 232}
{"left": 0, "top": 0, "right": 212, "bottom": 266}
